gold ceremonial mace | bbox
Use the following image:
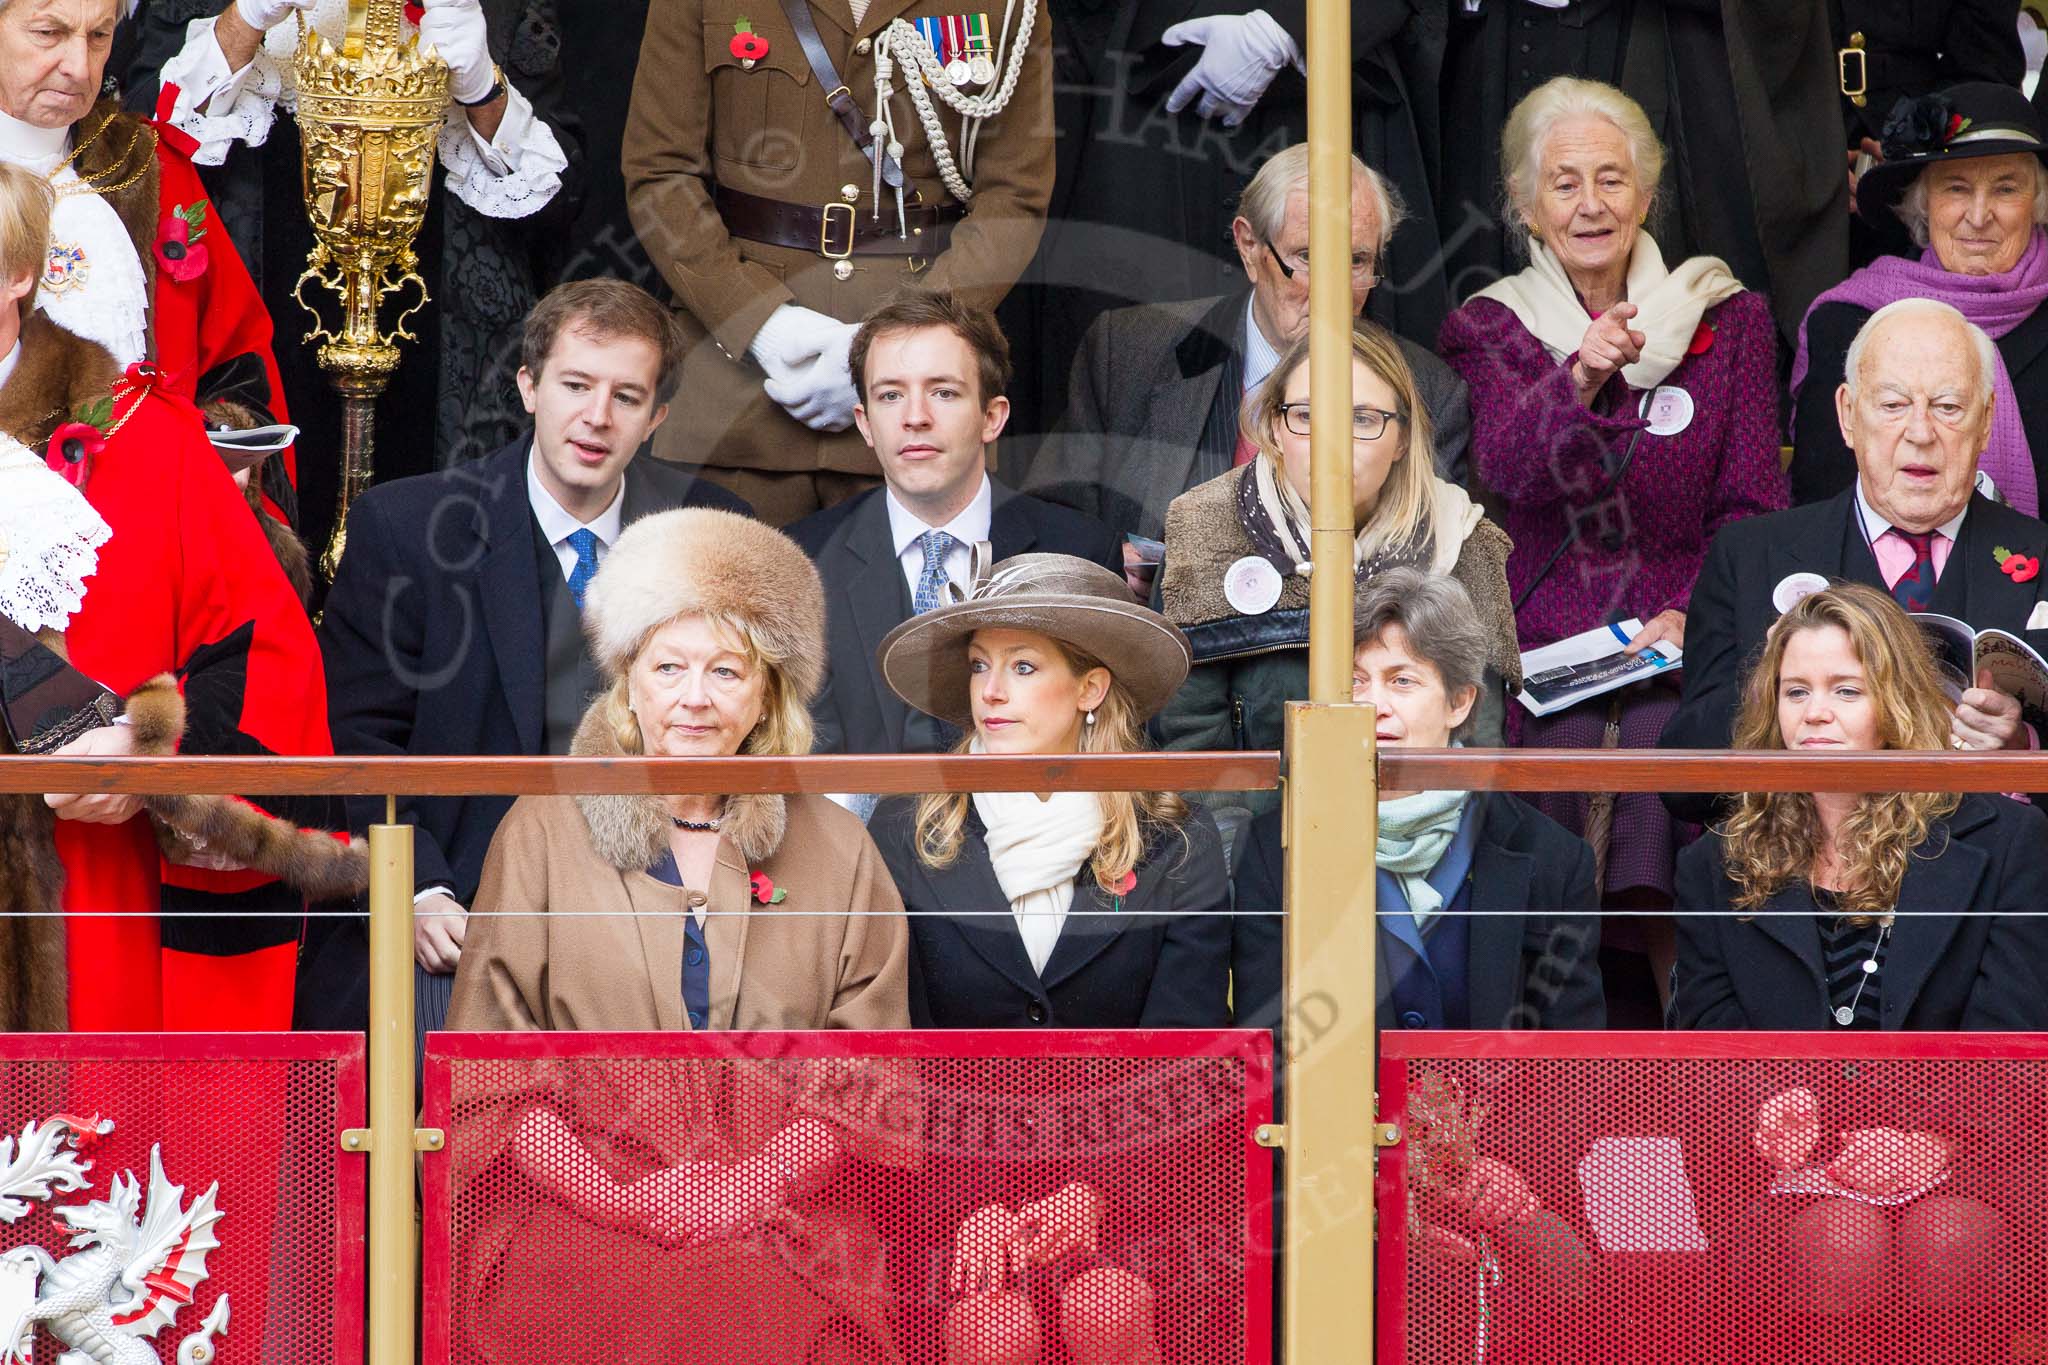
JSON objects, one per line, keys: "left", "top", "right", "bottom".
{"left": 294, "top": 0, "right": 449, "bottom": 578}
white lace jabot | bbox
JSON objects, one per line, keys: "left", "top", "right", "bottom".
{"left": 0, "top": 109, "right": 149, "bottom": 366}
{"left": 159, "top": 1, "right": 569, "bottom": 220}
{"left": 0, "top": 432, "right": 112, "bottom": 635}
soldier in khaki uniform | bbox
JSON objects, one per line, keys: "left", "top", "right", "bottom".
{"left": 624, "top": 0, "right": 1055, "bottom": 525}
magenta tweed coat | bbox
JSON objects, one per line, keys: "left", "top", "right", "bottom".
{"left": 1439, "top": 288, "right": 1789, "bottom": 651}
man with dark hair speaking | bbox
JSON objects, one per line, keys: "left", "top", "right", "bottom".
{"left": 315, "top": 279, "right": 750, "bottom": 1029}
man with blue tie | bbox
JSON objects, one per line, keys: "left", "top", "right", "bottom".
{"left": 1663, "top": 298, "right": 2048, "bottom": 822}
{"left": 789, "top": 289, "right": 1124, "bottom": 760}
{"left": 310, "top": 279, "right": 750, "bottom": 1028}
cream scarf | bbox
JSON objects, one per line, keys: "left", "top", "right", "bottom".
{"left": 1253, "top": 452, "right": 1482, "bottom": 579}
{"left": 1475, "top": 232, "right": 1743, "bottom": 390}
{"left": 972, "top": 741, "right": 1103, "bottom": 976}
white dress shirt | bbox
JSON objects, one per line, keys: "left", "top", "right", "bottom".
{"left": 527, "top": 448, "right": 625, "bottom": 583}
{"left": 1242, "top": 300, "right": 1284, "bottom": 397}
{"left": 886, "top": 473, "right": 994, "bottom": 605}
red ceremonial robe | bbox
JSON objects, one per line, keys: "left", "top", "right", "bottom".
{"left": 69, "top": 97, "right": 298, "bottom": 514}
{"left": 2, "top": 317, "right": 331, "bottom": 1029}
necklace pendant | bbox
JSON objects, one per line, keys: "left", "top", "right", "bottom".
{"left": 42, "top": 241, "right": 87, "bottom": 295}
{"left": 1833, "top": 1005, "right": 1856, "bottom": 1027}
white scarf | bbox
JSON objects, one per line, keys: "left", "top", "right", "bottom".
{"left": 972, "top": 746, "right": 1104, "bottom": 977}
{"left": 1253, "top": 453, "right": 1482, "bottom": 578}
{"left": 0, "top": 435, "right": 110, "bottom": 634}
{"left": 1474, "top": 231, "right": 1743, "bottom": 390}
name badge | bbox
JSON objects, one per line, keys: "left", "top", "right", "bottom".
{"left": 1640, "top": 385, "right": 1694, "bottom": 437}
{"left": 1224, "top": 555, "right": 1284, "bottom": 616}
{"left": 1772, "top": 572, "right": 1830, "bottom": 615}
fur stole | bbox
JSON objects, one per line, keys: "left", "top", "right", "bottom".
{"left": 567, "top": 704, "right": 789, "bottom": 872}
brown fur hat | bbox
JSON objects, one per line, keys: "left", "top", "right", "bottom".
{"left": 582, "top": 508, "right": 827, "bottom": 702}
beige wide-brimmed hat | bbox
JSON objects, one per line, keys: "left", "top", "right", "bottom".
{"left": 878, "top": 553, "right": 1192, "bottom": 727}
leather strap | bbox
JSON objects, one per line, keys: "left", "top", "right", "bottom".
{"left": 776, "top": 0, "right": 903, "bottom": 189}
{"left": 715, "top": 183, "right": 958, "bottom": 258}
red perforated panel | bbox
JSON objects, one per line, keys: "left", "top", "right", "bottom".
{"left": 424, "top": 1031, "right": 1273, "bottom": 1365}
{"left": 1377, "top": 1032, "right": 2048, "bottom": 1365}
{"left": 0, "top": 1034, "right": 365, "bottom": 1365}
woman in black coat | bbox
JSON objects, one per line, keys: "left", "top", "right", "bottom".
{"left": 1671, "top": 583, "right": 2048, "bottom": 1031}
{"left": 869, "top": 554, "right": 1229, "bottom": 1365}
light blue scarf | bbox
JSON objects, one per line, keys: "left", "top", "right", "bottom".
{"left": 1377, "top": 788, "right": 1471, "bottom": 926}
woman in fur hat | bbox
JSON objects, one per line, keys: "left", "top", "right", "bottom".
{"left": 446, "top": 507, "right": 913, "bottom": 1364}
{"left": 869, "top": 552, "right": 1231, "bottom": 1365}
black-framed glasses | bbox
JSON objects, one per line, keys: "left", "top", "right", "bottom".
{"left": 1264, "top": 239, "right": 1379, "bottom": 284}
{"left": 1278, "top": 402, "right": 1405, "bottom": 440}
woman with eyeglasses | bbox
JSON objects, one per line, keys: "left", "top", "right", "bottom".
{"left": 1436, "top": 76, "right": 1787, "bottom": 1020}
{"left": 1156, "top": 322, "right": 1521, "bottom": 828}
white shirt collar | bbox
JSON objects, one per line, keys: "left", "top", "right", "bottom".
{"left": 886, "top": 471, "right": 994, "bottom": 559}
{"left": 1242, "top": 299, "right": 1284, "bottom": 395}
{"left": 0, "top": 108, "right": 68, "bottom": 171}
{"left": 1853, "top": 478, "right": 1969, "bottom": 547}
{"left": 525, "top": 444, "right": 625, "bottom": 548}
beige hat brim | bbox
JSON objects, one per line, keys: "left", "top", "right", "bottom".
{"left": 879, "top": 594, "right": 1193, "bottom": 729}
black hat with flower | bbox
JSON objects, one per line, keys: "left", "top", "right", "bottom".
{"left": 1857, "top": 81, "right": 2048, "bottom": 226}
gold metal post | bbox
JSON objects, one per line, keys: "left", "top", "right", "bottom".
{"left": 1281, "top": 701, "right": 1378, "bottom": 1363}
{"left": 1284, "top": 2, "right": 1373, "bottom": 1361}
{"left": 365, "top": 817, "right": 416, "bottom": 1365}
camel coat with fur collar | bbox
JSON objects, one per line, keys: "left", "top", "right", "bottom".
{"left": 450, "top": 717, "right": 910, "bottom": 1031}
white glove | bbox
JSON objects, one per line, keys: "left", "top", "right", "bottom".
{"left": 1161, "top": 10, "right": 1303, "bottom": 127}
{"left": 233, "top": 0, "right": 315, "bottom": 32}
{"left": 750, "top": 305, "right": 860, "bottom": 432}
{"left": 418, "top": 0, "right": 498, "bottom": 105}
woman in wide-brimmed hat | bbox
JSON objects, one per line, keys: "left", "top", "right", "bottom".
{"left": 447, "top": 507, "right": 915, "bottom": 1365}
{"left": 870, "top": 552, "right": 1228, "bottom": 1365}
{"left": 1793, "top": 81, "right": 2048, "bottom": 510}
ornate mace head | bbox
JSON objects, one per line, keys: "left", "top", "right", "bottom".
{"left": 292, "top": 0, "right": 448, "bottom": 401}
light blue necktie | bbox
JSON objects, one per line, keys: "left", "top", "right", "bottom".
{"left": 565, "top": 528, "right": 601, "bottom": 609}
{"left": 913, "top": 529, "right": 957, "bottom": 615}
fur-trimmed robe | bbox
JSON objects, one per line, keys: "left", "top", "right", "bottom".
{"left": 60, "top": 97, "right": 298, "bottom": 514}
{"left": 0, "top": 318, "right": 341, "bottom": 1030}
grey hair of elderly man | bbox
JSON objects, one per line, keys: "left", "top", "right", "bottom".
{"left": 1836, "top": 297, "right": 2000, "bottom": 537}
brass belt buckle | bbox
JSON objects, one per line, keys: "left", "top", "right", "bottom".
{"left": 1839, "top": 33, "right": 1868, "bottom": 108}
{"left": 820, "top": 202, "right": 856, "bottom": 260}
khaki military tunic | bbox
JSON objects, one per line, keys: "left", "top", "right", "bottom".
{"left": 623, "top": 0, "right": 1054, "bottom": 482}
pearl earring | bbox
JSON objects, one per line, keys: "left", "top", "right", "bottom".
{"left": 1085, "top": 710, "right": 1097, "bottom": 727}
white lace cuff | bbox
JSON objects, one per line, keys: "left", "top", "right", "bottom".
{"left": 437, "top": 84, "right": 567, "bottom": 219}
{"left": 159, "top": 15, "right": 285, "bottom": 165}
{"left": 0, "top": 443, "right": 113, "bottom": 636}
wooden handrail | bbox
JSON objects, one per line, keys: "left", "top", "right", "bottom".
{"left": 0, "top": 751, "right": 1282, "bottom": 796}
{"left": 5, "top": 746, "right": 2046, "bottom": 796}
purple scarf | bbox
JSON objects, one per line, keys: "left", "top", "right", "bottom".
{"left": 1791, "top": 228, "right": 2048, "bottom": 518}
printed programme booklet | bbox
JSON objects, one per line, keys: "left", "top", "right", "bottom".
{"left": 1515, "top": 619, "right": 1681, "bottom": 718}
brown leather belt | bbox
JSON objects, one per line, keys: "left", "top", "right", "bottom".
{"left": 715, "top": 184, "right": 959, "bottom": 260}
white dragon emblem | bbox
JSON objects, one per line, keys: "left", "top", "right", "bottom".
{"left": 0, "top": 1116, "right": 229, "bottom": 1365}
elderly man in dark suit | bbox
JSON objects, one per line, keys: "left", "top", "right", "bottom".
{"left": 1023, "top": 141, "right": 1471, "bottom": 591}
{"left": 312, "top": 280, "right": 749, "bottom": 1029}
{"left": 1663, "top": 298, "right": 2048, "bottom": 821}
{"left": 789, "top": 289, "right": 1122, "bottom": 762}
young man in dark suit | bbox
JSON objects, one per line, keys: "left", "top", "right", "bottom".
{"left": 1662, "top": 299, "right": 2048, "bottom": 822}
{"left": 312, "top": 279, "right": 749, "bottom": 1025}
{"left": 788, "top": 289, "right": 1124, "bottom": 760}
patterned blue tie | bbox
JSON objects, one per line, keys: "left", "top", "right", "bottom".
{"left": 565, "top": 528, "right": 601, "bottom": 609}
{"left": 913, "top": 529, "right": 957, "bottom": 614}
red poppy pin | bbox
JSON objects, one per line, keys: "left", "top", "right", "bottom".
{"left": 749, "top": 870, "right": 787, "bottom": 905}
{"left": 1108, "top": 869, "right": 1137, "bottom": 909}
{"left": 1996, "top": 545, "right": 2041, "bottom": 583}
{"left": 730, "top": 18, "right": 769, "bottom": 66}
{"left": 404, "top": 1, "right": 424, "bottom": 22}
{"left": 1686, "top": 321, "right": 1715, "bottom": 356}
{"left": 46, "top": 394, "right": 111, "bottom": 489}
{"left": 155, "top": 200, "right": 211, "bottom": 282}
{"left": 1945, "top": 113, "right": 1972, "bottom": 145}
